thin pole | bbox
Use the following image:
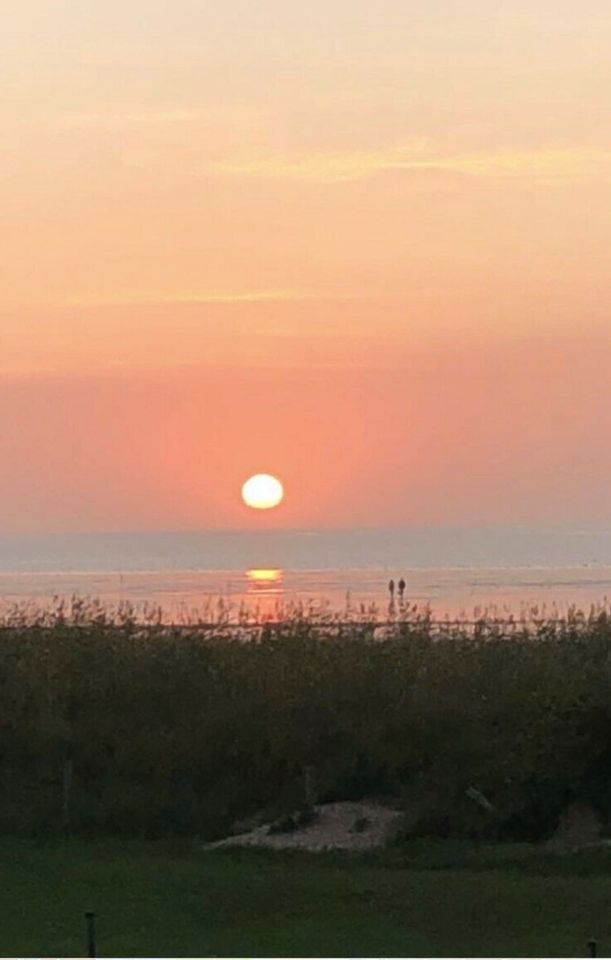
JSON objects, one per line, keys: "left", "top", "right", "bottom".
{"left": 62, "top": 756, "right": 73, "bottom": 833}
{"left": 85, "top": 911, "right": 97, "bottom": 958}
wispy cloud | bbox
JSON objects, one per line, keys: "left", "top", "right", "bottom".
{"left": 57, "top": 104, "right": 269, "bottom": 130}
{"left": 59, "top": 109, "right": 205, "bottom": 128}
{"left": 210, "top": 145, "right": 611, "bottom": 183}
{"left": 60, "top": 290, "right": 330, "bottom": 309}
{"left": 210, "top": 141, "right": 429, "bottom": 183}
{"left": 429, "top": 148, "right": 611, "bottom": 181}
{"left": 162, "top": 290, "right": 321, "bottom": 305}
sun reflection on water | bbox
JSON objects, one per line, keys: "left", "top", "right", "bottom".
{"left": 246, "top": 569, "right": 284, "bottom": 593}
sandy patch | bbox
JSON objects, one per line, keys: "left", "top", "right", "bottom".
{"left": 206, "top": 801, "right": 404, "bottom": 853}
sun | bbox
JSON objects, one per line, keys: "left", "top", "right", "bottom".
{"left": 241, "top": 474, "right": 284, "bottom": 510}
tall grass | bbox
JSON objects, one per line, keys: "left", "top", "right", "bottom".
{"left": 1, "top": 597, "right": 611, "bottom": 841}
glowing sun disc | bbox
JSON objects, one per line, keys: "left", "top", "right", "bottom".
{"left": 242, "top": 474, "right": 284, "bottom": 510}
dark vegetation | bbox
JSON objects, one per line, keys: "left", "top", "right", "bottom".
{"left": 2, "top": 598, "right": 611, "bottom": 841}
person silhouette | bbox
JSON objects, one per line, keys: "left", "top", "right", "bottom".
{"left": 388, "top": 579, "right": 395, "bottom": 598}
{"left": 398, "top": 578, "right": 406, "bottom": 601}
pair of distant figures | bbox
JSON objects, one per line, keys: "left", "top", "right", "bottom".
{"left": 388, "top": 578, "right": 406, "bottom": 600}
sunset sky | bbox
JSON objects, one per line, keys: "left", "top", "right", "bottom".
{"left": 2, "top": 1, "right": 611, "bottom": 532}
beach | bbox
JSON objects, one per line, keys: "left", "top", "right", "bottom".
{"left": 1, "top": 527, "right": 610, "bottom": 621}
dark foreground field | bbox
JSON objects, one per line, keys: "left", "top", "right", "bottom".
{"left": 3, "top": 838, "right": 611, "bottom": 957}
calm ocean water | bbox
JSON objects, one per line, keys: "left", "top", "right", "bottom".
{"left": 1, "top": 528, "right": 611, "bottom": 620}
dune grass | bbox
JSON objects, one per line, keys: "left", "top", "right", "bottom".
{"left": 2, "top": 598, "right": 611, "bottom": 841}
{"left": 1, "top": 838, "right": 611, "bottom": 957}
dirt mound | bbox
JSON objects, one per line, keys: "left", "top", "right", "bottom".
{"left": 206, "top": 801, "right": 404, "bottom": 853}
{"left": 547, "top": 801, "right": 604, "bottom": 853}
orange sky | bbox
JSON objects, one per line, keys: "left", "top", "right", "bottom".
{"left": 2, "top": 1, "right": 611, "bottom": 532}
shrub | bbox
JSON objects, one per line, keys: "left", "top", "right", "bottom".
{"left": 0, "top": 598, "right": 610, "bottom": 841}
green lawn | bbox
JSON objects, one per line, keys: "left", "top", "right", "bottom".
{"left": 1, "top": 838, "right": 609, "bottom": 957}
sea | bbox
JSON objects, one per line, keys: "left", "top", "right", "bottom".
{"left": 1, "top": 527, "right": 611, "bottom": 622}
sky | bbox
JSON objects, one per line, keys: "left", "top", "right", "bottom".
{"left": 2, "top": 1, "right": 611, "bottom": 532}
